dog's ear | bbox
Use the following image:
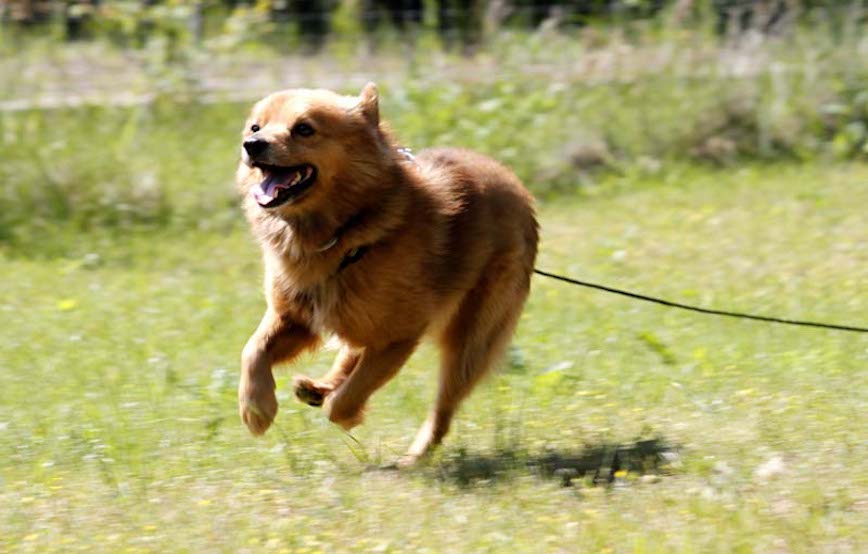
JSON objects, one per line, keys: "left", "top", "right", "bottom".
{"left": 358, "top": 82, "right": 379, "bottom": 127}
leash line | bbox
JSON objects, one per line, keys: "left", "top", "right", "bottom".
{"left": 532, "top": 268, "right": 868, "bottom": 333}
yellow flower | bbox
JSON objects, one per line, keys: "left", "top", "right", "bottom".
{"left": 57, "top": 299, "right": 78, "bottom": 311}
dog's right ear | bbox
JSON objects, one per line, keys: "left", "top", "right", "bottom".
{"left": 357, "top": 82, "right": 380, "bottom": 127}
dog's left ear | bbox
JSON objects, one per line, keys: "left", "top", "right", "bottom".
{"left": 358, "top": 82, "right": 379, "bottom": 127}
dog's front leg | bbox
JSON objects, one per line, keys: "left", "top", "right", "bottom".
{"left": 239, "top": 310, "right": 318, "bottom": 435}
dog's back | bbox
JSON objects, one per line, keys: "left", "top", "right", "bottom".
{"left": 411, "top": 146, "right": 538, "bottom": 303}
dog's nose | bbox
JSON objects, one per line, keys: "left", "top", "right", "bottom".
{"left": 243, "top": 138, "right": 268, "bottom": 158}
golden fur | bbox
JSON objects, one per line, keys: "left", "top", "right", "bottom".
{"left": 236, "top": 83, "right": 538, "bottom": 464}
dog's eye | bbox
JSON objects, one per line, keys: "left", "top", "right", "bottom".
{"left": 250, "top": 124, "right": 260, "bottom": 133}
{"left": 292, "top": 122, "right": 315, "bottom": 137}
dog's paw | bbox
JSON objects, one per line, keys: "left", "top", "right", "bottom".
{"left": 394, "top": 454, "right": 423, "bottom": 469}
{"left": 238, "top": 373, "right": 278, "bottom": 436}
{"left": 292, "top": 375, "right": 332, "bottom": 407}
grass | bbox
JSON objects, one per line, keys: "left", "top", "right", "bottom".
{"left": 1, "top": 14, "right": 866, "bottom": 552}
{"left": 1, "top": 162, "right": 866, "bottom": 552}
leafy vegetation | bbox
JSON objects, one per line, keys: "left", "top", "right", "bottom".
{"left": 2, "top": 17, "right": 867, "bottom": 250}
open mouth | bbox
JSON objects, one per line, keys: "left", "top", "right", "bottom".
{"left": 251, "top": 163, "right": 317, "bottom": 208}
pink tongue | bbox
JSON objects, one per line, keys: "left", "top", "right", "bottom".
{"left": 253, "top": 169, "right": 297, "bottom": 205}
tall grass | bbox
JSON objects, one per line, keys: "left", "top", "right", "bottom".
{"left": 1, "top": 18, "right": 866, "bottom": 252}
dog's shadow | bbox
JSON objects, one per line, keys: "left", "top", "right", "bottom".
{"left": 417, "top": 438, "right": 679, "bottom": 487}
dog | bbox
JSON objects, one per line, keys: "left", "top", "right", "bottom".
{"left": 236, "top": 83, "right": 538, "bottom": 465}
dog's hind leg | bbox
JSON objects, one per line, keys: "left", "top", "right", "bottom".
{"left": 323, "top": 338, "right": 419, "bottom": 430}
{"left": 294, "top": 344, "right": 362, "bottom": 407}
{"left": 400, "top": 259, "right": 531, "bottom": 466}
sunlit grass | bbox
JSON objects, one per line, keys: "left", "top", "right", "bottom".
{"left": 1, "top": 162, "right": 865, "bottom": 552}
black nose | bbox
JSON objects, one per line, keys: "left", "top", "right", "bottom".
{"left": 243, "top": 138, "right": 268, "bottom": 157}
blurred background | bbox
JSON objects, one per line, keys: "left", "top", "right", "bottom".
{"left": 1, "top": 1, "right": 866, "bottom": 552}
{"left": 1, "top": 1, "right": 867, "bottom": 243}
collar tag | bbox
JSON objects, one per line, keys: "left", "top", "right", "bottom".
{"left": 397, "top": 147, "right": 416, "bottom": 163}
{"left": 316, "top": 237, "right": 339, "bottom": 252}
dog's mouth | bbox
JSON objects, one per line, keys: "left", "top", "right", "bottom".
{"left": 251, "top": 163, "right": 317, "bottom": 208}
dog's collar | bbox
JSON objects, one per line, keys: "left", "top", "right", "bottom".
{"left": 316, "top": 236, "right": 339, "bottom": 252}
{"left": 338, "top": 245, "right": 369, "bottom": 270}
{"left": 317, "top": 238, "right": 368, "bottom": 272}
{"left": 317, "top": 234, "right": 370, "bottom": 272}
{"left": 315, "top": 210, "right": 371, "bottom": 272}
{"left": 315, "top": 146, "right": 414, "bottom": 260}
{"left": 316, "top": 208, "right": 365, "bottom": 254}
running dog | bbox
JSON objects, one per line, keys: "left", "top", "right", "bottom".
{"left": 236, "top": 83, "right": 538, "bottom": 465}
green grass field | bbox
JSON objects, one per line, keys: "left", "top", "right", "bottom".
{"left": 1, "top": 161, "right": 865, "bottom": 553}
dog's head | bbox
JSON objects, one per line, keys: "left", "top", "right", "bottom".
{"left": 236, "top": 83, "right": 386, "bottom": 213}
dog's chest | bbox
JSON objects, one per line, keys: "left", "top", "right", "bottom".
{"left": 276, "top": 274, "right": 357, "bottom": 336}
{"left": 269, "top": 250, "right": 413, "bottom": 346}
{"left": 310, "top": 287, "right": 345, "bottom": 334}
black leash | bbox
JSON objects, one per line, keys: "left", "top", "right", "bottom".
{"left": 533, "top": 268, "right": 868, "bottom": 334}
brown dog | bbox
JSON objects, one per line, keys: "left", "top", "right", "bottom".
{"left": 236, "top": 83, "right": 538, "bottom": 464}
